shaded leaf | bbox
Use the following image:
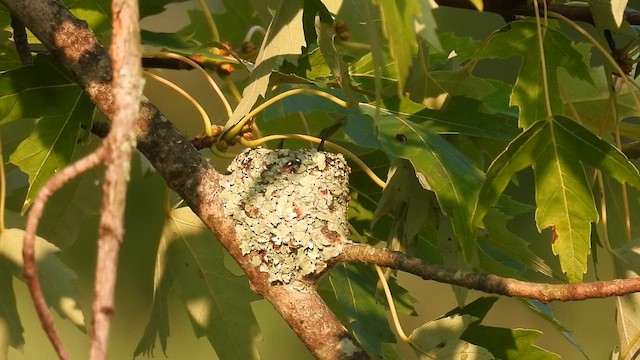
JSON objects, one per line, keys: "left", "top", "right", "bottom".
{"left": 445, "top": 296, "right": 498, "bottom": 320}
{"left": 463, "top": 326, "right": 560, "bottom": 360}
{"left": 524, "top": 300, "right": 589, "bottom": 357}
{"left": 139, "top": 207, "right": 261, "bottom": 359}
{"left": 373, "top": 159, "right": 438, "bottom": 253}
{"left": 481, "top": 209, "right": 556, "bottom": 278}
{"left": 0, "top": 228, "right": 84, "bottom": 329}
{"left": 355, "top": 104, "right": 485, "bottom": 264}
{"left": 473, "top": 21, "right": 592, "bottom": 128}
{"left": 326, "top": 263, "right": 396, "bottom": 357}
{"left": 589, "top": 0, "right": 629, "bottom": 30}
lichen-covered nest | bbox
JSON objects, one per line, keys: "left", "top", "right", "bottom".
{"left": 220, "top": 148, "right": 351, "bottom": 284}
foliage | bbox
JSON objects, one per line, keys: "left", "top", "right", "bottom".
{"left": 1, "top": 0, "right": 640, "bottom": 359}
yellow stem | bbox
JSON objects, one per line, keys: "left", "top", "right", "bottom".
{"left": 144, "top": 51, "right": 233, "bottom": 119}
{"left": 374, "top": 265, "right": 411, "bottom": 343}
{"left": 144, "top": 71, "right": 214, "bottom": 137}
{"left": 197, "top": 0, "right": 220, "bottom": 42}
{"left": 0, "top": 131, "right": 5, "bottom": 233}
{"left": 348, "top": 224, "right": 410, "bottom": 343}
{"left": 221, "top": 88, "right": 351, "bottom": 142}
{"left": 239, "top": 135, "right": 386, "bottom": 188}
{"left": 533, "top": 0, "right": 553, "bottom": 119}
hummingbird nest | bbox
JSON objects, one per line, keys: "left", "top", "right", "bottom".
{"left": 220, "top": 147, "right": 351, "bottom": 284}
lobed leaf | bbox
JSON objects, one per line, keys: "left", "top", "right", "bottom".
{"left": 472, "top": 21, "right": 592, "bottom": 128}
{"left": 136, "top": 207, "right": 261, "bottom": 360}
{"left": 221, "top": 0, "right": 306, "bottom": 136}
{"left": 1, "top": 55, "right": 94, "bottom": 212}
{"left": 356, "top": 104, "right": 485, "bottom": 264}
{"left": 475, "top": 116, "right": 640, "bottom": 282}
{"left": 0, "top": 229, "right": 85, "bottom": 330}
{"left": 326, "top": 263, "right": 396, "bottom": 357}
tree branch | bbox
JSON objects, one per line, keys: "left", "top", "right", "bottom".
{"left": 436, "top": 0, "right": 640, "bottom": 25}
{"left": 88, "top": 0, "right": 143, "bottom": 359}
{"left": 3, "top": 0, "right": 366, "bottom": 358}
{"left": 336, "top": 243, "right": 640, "bottom": 303}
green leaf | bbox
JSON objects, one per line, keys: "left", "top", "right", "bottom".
{"left": 0, "top": 228, "right": 85, "bottom": 330}
{"left": 372, "top": 0, "right": 419, "bottom": 96}
{"left": 481, "top": 209, "right": 556, "bottom": 278}
{"left": 473, "top": 21, "right": 592, "bottom": 128}
{"left": 415, "top": 0, "right": 442, "bottom": 52}
{"left": 0, "top": 263, "right": 23, "bottom": 359}
{"left": 462, "top": 326, "right": 560, "bottom": 360}
{"left": 373, "top": 159, "right": 438, "bottom": 253}
{"left": 139, "top": 207, "right": 261, "bottom": 360}
{"left": 408, "top": 97, "right": 520, "bottom": 141}
{"left": 612, "top": 240, "right": 640, "bottom": 358}
{"left": 409, "top": 314, "right": 494, "bottom": 359}
{"left": 523, "top": 300, "right": 588, "bottom": 357}
{"left": 134, "top": 258, "right": 172, "bottom": 357}
{"left": 589, "top": 0, "right": 628, "bottom": 30}
{"left": 445, "top": 296, "right": 498, "bottom": 320}
{"left": 37, "top": 143, "right": 102, "bottom": 248}
{"left": 475, "top": 116, "right": 640, "bottom": 282}
{"left": 1, "top": 55, "right": 94, "bottom": 212}
{"left": 221, "top": 0, "right": 306, "bottom": 135}
{"left": 326, "top": 263, "right": 396, "bottom": 356}
{"left": 356, "top": 104, "right": 485, "bottom": 264}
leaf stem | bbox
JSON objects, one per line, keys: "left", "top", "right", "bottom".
{"left": 144, "top": 71, "right": 215, "bottom": 137}
{"left": 0, "top": 132, "right": 5, "bottom": 233}
{"left": 221, "top": 88, "right": 351, "bottom": 142}
{"left": 374, "top": 264, "right": 411, "bottom": 343}
{"left": 533, "top": 0, "right": 553, "bottom": 119}
{"left": 143, "top": 51, "right": 233, "bottom": 119}
{"left": 239, "top": 134, "right": 386, "bottom": 188}
{"left": 197, "top": 0, "right": 220, "bottom": 42}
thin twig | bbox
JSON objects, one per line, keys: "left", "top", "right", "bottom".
{"left": 89, "top": 0, "right": 143, "bottom": 359}
{"left": 23, "top": 149, "right": 106, "bottom": 360}
{"left": 336, "top": 244, "right": 640, "bottom": 303}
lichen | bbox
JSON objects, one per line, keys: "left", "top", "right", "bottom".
{"left": 220, "top": 147, "right": 351, "bottom": 284}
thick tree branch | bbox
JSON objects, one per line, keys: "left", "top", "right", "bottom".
{"left": 336, "top": 244, "right": 640, "bottom": 303}
{"left": 3, "top": 0, "right": 365, "bottom": 359}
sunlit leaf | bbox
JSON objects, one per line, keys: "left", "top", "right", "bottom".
{"left": 612, "top": 240, "right": 640, "bottom": 359}
{"left": 139, "top": 207, "right": 261, "bottom": 359}
{"left": 372, "top": 0, "right": 419, "bottom": 96}
{"left": 221, "top": 0, "right": 306, "bottom": 135}
{"left": 475, "top": 116, "right": 640, "bottom": 282}
{"left": 0, "top": 228, "right": 85, "bottom": 329}
{"left": 1, "top": 55, "right": 94, "bottom": 212}
{"left": 473, "top": 21, "right": 592, "bottom": 128}
{"left": 326, "top": 263, "right": 396, "bottom": 357}
{"left": 409, "top": 314, "right": 494, "bottom": 359}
